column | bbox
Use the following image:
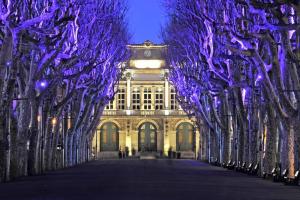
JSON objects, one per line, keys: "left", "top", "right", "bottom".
{"left": 164, "top": 78, "right": 169, "bottom": 109}
{"left": 195, "top": 129, "right": 200, "bottom": 160}
{"left": 126, "top": 72, "right": 131, "bottom": 109}
{"left": 126, "top": 120, "right": 132, "bottom": 155}
{"left": 164, "top": 119, "right": 170, "bottom": 156}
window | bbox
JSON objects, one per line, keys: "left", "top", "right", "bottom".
{"left": 132, "top": 88, "right": 140, "bottom": 110}
{"left": 118, "top": 88, "right": 125, "bottom": 110}
{"left": 155, "top": 88, "right": 163, "bottom": 110}
{"left": 144, "top": 87, "right": 152, "bottom": 110}
{"left": 171, "top": 88, "right": 178, "bottom": 110}
{"left": 105, "top": 100, "right": 114, "bottom": 110}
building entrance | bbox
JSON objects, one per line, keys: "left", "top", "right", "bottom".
{"left": 176, "top": 122, "right": 194, "bottom": 151}
{"left": 100, "top": 122, "right": 119, "bottom": 151}
{"left": 138, "top": 122, "right": 157, "bottom": 152}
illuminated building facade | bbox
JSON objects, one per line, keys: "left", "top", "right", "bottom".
{"left": 92, "top": 41, "right": 200, "bottom": 159}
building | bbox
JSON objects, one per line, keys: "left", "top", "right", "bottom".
{"left": 92, "top": 40, "right": 200, "bottom": 159}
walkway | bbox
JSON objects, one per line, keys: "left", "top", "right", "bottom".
{"left": 1, "top": 160, "right": 300, "bottom": 200}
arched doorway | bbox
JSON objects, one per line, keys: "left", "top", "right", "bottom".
{"left": 138, "top": 122, "right": 157, "bottom": 152}
{"left": 176, "top": 122, "right": 194, "bottom": 151}
{"left": 100, "top": 122, "right": 119, "bottom": 151}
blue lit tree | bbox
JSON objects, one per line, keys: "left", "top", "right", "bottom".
{"left": 163, "top": 0, "right": 299, "bottom": 177}
{"left": 0, "top": 0, "right": 128, "bottom": 181}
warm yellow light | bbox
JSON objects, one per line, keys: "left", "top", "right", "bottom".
{"left": 164, "top": 139, "right": 170, "bottom": 156}
{"left": 37, "top": 115, "right": 41, "bottom": 122}
{"left": 126, "top": 135, "right": 132, "bottom": 156}
{"left": 67, "top": 118, "right": 72, "bottom": 129}
{"left": 52, "top": 118, "right": 57, "bottom": 125}
{"left": 132, "top": 60, "right": 164, "bottom": 69}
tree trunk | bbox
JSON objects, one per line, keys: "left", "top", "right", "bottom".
{"left": 264, "top": 107, "right": 277, "bottom": 174}
{"left": 287, "top": 120, "right": 295, "bottom": 177}
{"left": 28, "top": 128, "right": 39, "bottom": 175}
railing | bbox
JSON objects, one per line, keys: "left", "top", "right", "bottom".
{"left": 102, "top": 109, "right": 186, "bottom": 116}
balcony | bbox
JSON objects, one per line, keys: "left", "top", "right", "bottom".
{"left": 102, "top": 109, "right": 186, "bottom": 116}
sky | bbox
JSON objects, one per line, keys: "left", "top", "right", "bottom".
{"left": 127, "top": 0, "right": 167, "bottom": 44}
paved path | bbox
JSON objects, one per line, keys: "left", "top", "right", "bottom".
{"left": 1, "top": 160, "right": 300, "bottom": 200}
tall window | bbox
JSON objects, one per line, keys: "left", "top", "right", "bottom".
{"left": 132, "top": 88, "right": 140, "bottom": 110}
{"left": 171, "top": 88, "right": 178, "bottom": 110}
{"left": 144, "top": 87, "right": 152, "bottom": 110}
{"left": 106, "top": 100, "right": 114, "bottom": 110}
{"left": 118, "top": 88, "right": 125, "bottom": 110}
{"left": 155, "top": 88, "right": 163, "bottom": 110}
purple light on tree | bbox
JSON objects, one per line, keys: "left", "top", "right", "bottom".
{"left": 255, "top": 75, "right": 262, "bottom": 85}
{"left": 40, "top": 81, "right": 47, "bottom": 88}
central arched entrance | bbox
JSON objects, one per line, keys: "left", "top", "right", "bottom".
{"left": 176, "top": 122, "right": 194, "bottom": 151}
{"left": 100, "top": 122, "right": 119, "bottom": 151}
{"left": 138, "top": 122, "right": 157, "bottom": 152}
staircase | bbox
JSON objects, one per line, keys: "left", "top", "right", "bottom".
{"left": 98, "top": 151, "right": 119, "bottom": 159}
{"left": 180, "top": 151, "right": 195, "bottom": 159}
{"left": 139, "top": 152, "right": 158, "bottom": 160}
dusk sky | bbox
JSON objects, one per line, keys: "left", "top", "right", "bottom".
{"left": 127, "top": 0, "right": 167, "bottom": 44}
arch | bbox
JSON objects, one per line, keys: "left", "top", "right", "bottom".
{"left": 176, "top": 122, "right": 195, "bottom": 151}
{"left": 99, "top": 119, "right": 121, "bottom": 130}
{"left": 100, "top": 122, "right": 119, "bottom": 151}
{"left": 136, "top": 119, "right": 160, "bottom": 130}
{"left": 138, "top": 122, "right": 157, "bottom": 152}
{"left": 174, "top": 119, "right": 193, "bottom": 130}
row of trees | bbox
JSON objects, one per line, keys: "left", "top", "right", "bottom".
{"left": 163, "top": 0, "right": 299, "bottom": 177}
{"left": 0, "top": 0, "right": 129, "bottom": 182}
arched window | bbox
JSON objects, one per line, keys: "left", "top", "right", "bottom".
{"left": 176, "top": 122, "right": 194, "bottom": 151}
{"left": 100, "top": 122, "right": 119, "bottom": 151}
{"left": 138, "top": 122, "right": 157, "bottom": 152}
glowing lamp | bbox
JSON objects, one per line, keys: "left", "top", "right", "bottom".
{"left": 40, "top": 80, "right": 47, "bottom": 88}
{"left": 257, "top": 75, "right": 262, "bottom": 79}
{"left": 52, "top": 118, "right": 57, "bottom": 125}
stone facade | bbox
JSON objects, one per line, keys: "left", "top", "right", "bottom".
{"left": 92, "top": 41, "right": 200, "bottom": 158}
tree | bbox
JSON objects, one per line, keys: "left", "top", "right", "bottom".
{"left": 0, "top": 0, "right": 129, "bottom": 182}
{"left": 163, "top": 0, "right": 299, "bottom": 177}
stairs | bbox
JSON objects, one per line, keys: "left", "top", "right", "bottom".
{"left": 139, "top": 152, "right": 158, "bottom": 160}
{"left": 180, "top": 151, "right": 195, "bottom": 159}
{"left": 98, "top": 151, "right": 119, "bottom": 159}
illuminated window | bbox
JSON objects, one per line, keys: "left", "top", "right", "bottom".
{"left": 171, "top": 88, "right": 178, "bottom": 110}
{"left": 118, "top": 88, "right": 125, "bottom": 110}
{"left": 155, "top": 88, "right": 163, "bottom": 110}
{"left": 105, "top": 100, "right": 114, "bottom": 110}
{"left": 132, "top": 88, "right": 140, "bottom": 110}
{"left": 144, "top": 87, "right": 152, "bottom": 110}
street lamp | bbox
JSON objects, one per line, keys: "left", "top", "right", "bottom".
{"left": 52, "top": 117, "right": 57, "bottom": 126}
